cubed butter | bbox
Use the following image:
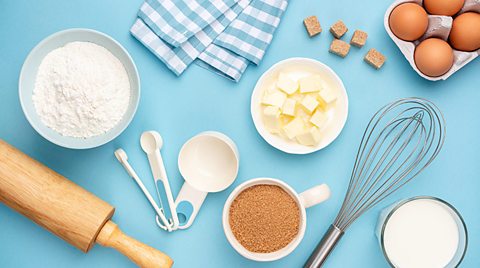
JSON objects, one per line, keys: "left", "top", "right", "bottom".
{"left": 283, "top": 117, "right": 305, "bottom": 140}
{"left": 277, "top": 73, "right": 298, "bottom": 95}
{"left": 291, "top": 92, "right": 303, "bottom": 102}
{"left": 301, "top": 95, "right": 319, "bottom": 114}
{"left": 310, "top": 110, "right": 328, "bottom": 128}
{"left": 262, "top": 90, "right": 287, "bottom": 107}
{"left": 296, "top": 126, "right": 321, "bottom": 146}
{"left": 295, "top": 107, "right": 310, "bottom": 122}
{"left": 318, "top": 89, "right": 337, "bottom": 110}
{"left": 282, "top": 98, "right": 296, "bottom": 116}
{"left": 265, "top": 85, "right": 277, "bottom": 94}
{"left": 263, "top": 106, "right": 281, "bottom": 133}
{"left": 280, "top": 115, "right": 292, "bottom": 125}
{"left": 299, "top": 75, "right": 323, "bottom": 93}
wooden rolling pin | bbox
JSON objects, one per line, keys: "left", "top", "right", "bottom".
{"left": 0, "top": 140, "right": 173, "bottom": 268}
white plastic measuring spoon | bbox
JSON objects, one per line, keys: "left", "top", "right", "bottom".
{"left": 140, "top": 131, "right": 179, "bottom": 230}
{"left": 114, "top": 149, "right": 172, "bottom": 232}
{"left": 175, "top": 131, "right": 239, "bottom": 229}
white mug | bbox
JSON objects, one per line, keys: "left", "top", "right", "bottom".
{"left": 222, "top": 177, "right": 331, "bottom": 261}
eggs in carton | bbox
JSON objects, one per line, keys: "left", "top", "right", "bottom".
{"left": 385, "top": 0, "right": 480, "bottom": 81}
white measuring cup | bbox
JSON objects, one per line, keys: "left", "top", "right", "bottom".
{"left": 175, "top": 131, "right": 239, "bottom": 229}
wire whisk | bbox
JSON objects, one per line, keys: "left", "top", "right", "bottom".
{"left": 304, "top": 98, "right": 446, "bottom": 268}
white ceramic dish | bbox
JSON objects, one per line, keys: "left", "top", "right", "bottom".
{"left": 384, "top": 0, "right": 480, "bottom": 81}
{"left": 251, "top": 58, "right": 348, "bottom": 154}
{"left": 19, "top": 28, "right": 140, "bottom": 149}
{"left": 223, "top": 177, "right": 330, "bottom": 261}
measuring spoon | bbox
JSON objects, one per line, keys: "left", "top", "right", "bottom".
{"left": 140, "top": 131, "right": 179, "bottom": 230}
{"left": 175, "top": 131, "right": 239, "bottom": 229}
{"left": 114, "top": 148, "right": 172, "bottom": 232}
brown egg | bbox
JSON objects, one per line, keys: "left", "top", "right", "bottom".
{"left": 424, "top": 0, "right": 464, "bottom": 16}
{"left": 389, "top": 3, "right": 429, "bottom": 41}
{"left": 414, "top": 38, "right": 454, "bottom": 77}
{"left": 449, "top": 12, "right": 480, "bottom": 51}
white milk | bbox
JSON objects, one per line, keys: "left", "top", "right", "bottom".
{"left": 383, "top": 199, "right": 459, "bottom": 268}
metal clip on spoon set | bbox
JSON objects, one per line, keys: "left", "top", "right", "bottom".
{"left": 115, "top": 131, "right": 239, "bottom": 232}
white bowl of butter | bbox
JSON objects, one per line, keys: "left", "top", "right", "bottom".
{"left": 251, "top": 58, "right": 348, "bottom": 154}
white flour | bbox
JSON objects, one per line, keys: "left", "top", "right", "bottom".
{"left": 33, "top": 41, "right": 131, "bottom": 138}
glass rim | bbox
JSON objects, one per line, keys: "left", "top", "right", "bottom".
{"left": 379, "top": 196, "right": 468, "bottom": 268}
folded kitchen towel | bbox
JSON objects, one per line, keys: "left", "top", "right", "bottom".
{"left": 130, "top": 0, "right": 288, "bottom": 82}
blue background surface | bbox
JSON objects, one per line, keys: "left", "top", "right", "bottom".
{"left": 1, "top": 0, "right": 479, "bottom": 267}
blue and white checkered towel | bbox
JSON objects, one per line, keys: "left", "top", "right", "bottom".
{"left": 130, "top": 0, "right": 288, "bottom": 82}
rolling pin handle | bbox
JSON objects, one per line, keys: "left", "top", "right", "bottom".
{"left": 96, "top": 220, "right": 173, "bottom": 268}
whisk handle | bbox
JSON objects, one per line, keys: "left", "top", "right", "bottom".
{"left": 304, "top": 225, "right": 344, "bottom": 268}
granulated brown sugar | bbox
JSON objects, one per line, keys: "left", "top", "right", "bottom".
{"left": 229, "top": 184, "right": 301, "bottom": 253}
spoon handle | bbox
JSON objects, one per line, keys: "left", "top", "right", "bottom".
{"left": 146, "top": 149, "right": 179, "bottom": 229}
{"left": 115, "top": 151, "right": 172, "bottom": 232}
{"left": 174, "top": 182, "right": 208, "bottom": 230}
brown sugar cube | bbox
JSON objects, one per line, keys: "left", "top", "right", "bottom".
{"left": 329, "top": 39, "right": 351, "bottom": 57}
{"left": 364, "top": 48, "right": 386, "bottom": 69}
{"left": 350, "top": 30, "right": 368, "bottom": 47}
{"left": 303, "top": 16, "right": 322, "bottom": 37}
{"left": 330, "top": 20, "right": 348, "bottom": 38}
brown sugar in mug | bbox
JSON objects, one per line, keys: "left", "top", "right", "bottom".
{"left": 222, "top": 177, "right": 330, "bottom": 261}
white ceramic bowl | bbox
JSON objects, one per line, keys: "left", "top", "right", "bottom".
{"left": 251, "top": 58, "right": 348, "bottom": 154}
{"left": 19, "top": 28, "right": 140, "bottom": 149}
{"left": 223, "top": 178, "right": 330, "bottom": 261}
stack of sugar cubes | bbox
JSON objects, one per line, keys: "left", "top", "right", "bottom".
{"left": 261, "top": 73, "right": 337, "bottom": 146}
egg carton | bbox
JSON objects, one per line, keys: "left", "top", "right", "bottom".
{"left": 384, "top": 0, "right": 480, "bottom": 81}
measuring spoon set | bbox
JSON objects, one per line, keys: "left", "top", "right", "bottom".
{"left": 115, "top": 131, "right": 239, "bottom": 232}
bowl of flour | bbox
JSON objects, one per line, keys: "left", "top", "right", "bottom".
{"left": 19, "top": 28, "right": 140, "bottom": 149}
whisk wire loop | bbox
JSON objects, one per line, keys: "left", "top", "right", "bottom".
{"left": 337, "top": 113, "right": 427, "bottom": 229}
{"left": 334, "top": 98, "right": 445, "bottom": 230}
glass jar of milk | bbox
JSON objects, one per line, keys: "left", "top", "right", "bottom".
{"left": 376, "top": 196, "right": 468, "bottom": 268}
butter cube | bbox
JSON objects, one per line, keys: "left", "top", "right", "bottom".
{"left": 318, "top": 89, "right": 337, "bottom": 110}
{"left": 263, "top": 106, "right": 281, "bottom": 133}
{"left": 262, "top": 90, "right": 287, "bottom": 107}
{"left": 283, "top": 117, "right": 305, "bottom": 139}
{"left": 295, "top": 107, "right": 310, "bottom": 122}
{"left": 291, "top": 92, "right": 303, "bottom": 102}
{"left": 280, "top": 115, "right": 292, "bottom": 125}
{"left": 299, "top": 75, "right": 323, "bottom": 93}
{"left": 310, "top": 110, "right": 328, "bottom": 128}
{"left": 301, "top": 95, "right": 319, "bottom": 114}
{"left": 282, "top": 98, "right": 296, "bottom": 116}
{"left": 265, "top": 85, "right": 277, "bottom": 94}
{"left": 277, "top": 73, "right": 298, "bottom": 95}
{"left": 296, "top": 126, "right": 321, "bottom": 146}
